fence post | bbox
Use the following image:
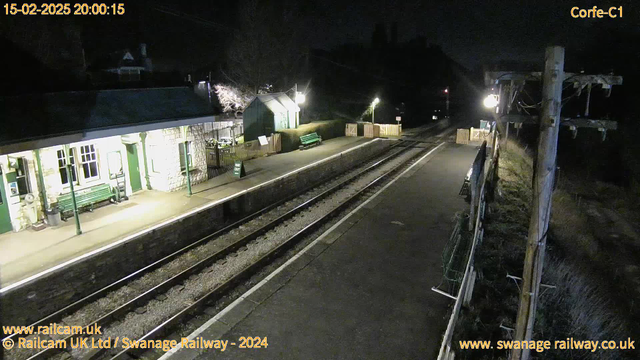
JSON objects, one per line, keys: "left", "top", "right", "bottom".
{"left": 215, "top": 143, "right": 220, "bottom": 168}
{"left": 463, "top": 268, "right": 477, "bottom": 307}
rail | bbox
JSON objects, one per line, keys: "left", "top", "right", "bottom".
{"left": 20, "top": 141, "right": 416, "bottom": 360}
{"left": 111, "top": 141, "right": 437, "bottom": 359}
{"left": 436, "top": 123, "right": 500, "bottom": 360}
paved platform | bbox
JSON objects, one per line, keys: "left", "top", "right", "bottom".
{"left": 168, "top": 143, "right": 479, "bottom": 360}
{"left": 0, "top": 136, "right": 375, "bottom": 289}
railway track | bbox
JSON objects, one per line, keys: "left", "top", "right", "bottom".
{"left": 108, "top": 142, "right": 441, "bottom": 360}
{"left": 4, "top": 123, "right": 452, "bottom": 360}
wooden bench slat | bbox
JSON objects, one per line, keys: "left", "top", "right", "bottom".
{"left": 299, "top": 132, "right": 322, "bottom": 148}
{"left": 57, "top": 183, "right": 113, "bottom": 219}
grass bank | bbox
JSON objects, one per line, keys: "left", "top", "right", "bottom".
{"left": 452, "top": 141, "right": 634, "bottom": 360}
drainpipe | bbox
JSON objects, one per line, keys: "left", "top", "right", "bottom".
{"left": 64, "top": 144, "right": 82, "bottom": 235}
{"left": 34, "top": 149, "right": 49, "bottom": 212}
{"left": 184, "top": 141, "right": 192, "bottom": 196}
{"left": 181, "top": 126, "right": 192, "bottom": 196}
{"left": 139, "top": 132, "right": 152, "bottom": 190}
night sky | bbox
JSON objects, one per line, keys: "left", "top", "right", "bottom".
{"left": 305, "top": 0, "right": 639, "bottom": 68}
{"left": 133, "top": 0, "right": 639, "bottom": 70}
{"left": 2, "top": 0, "right": 637, "bottom": 73}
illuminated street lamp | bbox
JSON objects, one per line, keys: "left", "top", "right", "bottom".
{"left": 293, "top": 83, "right": 306, "bottom": 127}
{"left": 371, "top": 97, "right": 380, "bottom": 124}
{"left": 483, "top": 94, "right": 499, "bottom": 108}
{"left": 444, "top": 87, "right": 450, "bottom": 118}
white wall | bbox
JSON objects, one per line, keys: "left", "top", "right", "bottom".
{"left": 1, "top": 123, "right": 209, "bottom": 232}
{"left": 145, "top": 124, "right": 207, "bottom": 192}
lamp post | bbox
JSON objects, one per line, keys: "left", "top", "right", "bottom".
{"left": 444, "top": 87, "right": 450, "bottom": 118}
{"left": 64, "top": 144, "right": 82, "bottom": 235}
{"left": 371, "top": 97, "right": 380, "bottom": 124}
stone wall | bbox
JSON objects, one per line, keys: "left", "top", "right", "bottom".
{"left": 0, "top": 139, "right": 393, "bottom": 326}
{"left": 146, "top": 125, "right": 207, "bottom": 192}
{"left": 0, "top": 124, "right": 210, "bottom": 233}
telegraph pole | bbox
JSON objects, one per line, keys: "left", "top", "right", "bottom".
{"left": 511, "top": 46, "right": 564, "bottom": 360}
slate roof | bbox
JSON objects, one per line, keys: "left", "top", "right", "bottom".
{"left": 0, "top": 87, "right": 217, "bottom": 147}
{"left": 251, "top": 93, "right": 300, "bottom": 114}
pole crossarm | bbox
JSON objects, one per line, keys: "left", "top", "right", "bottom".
{"left": 496, "top": 115, "right": 618, "bottom": 130}
{"left": 561, "top": 118, "right": 617, "bottom": 130}
{"left": 485, "top": 71, "right": 623, "bottom": 87}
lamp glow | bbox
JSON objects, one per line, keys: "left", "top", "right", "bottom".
{"left": 483, "top": 94, "right": 499, "bottom": 108}
{"left": 371, "top": 97, "right": 380, "bottom": 124}
{"left": 295, "top": 92, "right": 306, "bottom": 104}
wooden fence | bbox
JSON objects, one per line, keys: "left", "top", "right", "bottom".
{"left": 206, "top": 134, "right": 281, "bottom": 171}
{"left": 363, "top": 123, "right": 402, "bottom": 138}
{"left": 345, "top": 123, "right": 358, "bottom": 137}
{"left": 378, "top": 124, "right": 402, "bottom": 136}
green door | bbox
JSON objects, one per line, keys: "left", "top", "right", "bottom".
{"left": 126, "top": 144, "right": 142, "bottom": 193}
{"left": 0, "top": 171, "right": 13, "bottom": 234}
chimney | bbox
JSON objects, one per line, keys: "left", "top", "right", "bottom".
{"left": 139, "top": 43, "right": 147, "bottom": 58}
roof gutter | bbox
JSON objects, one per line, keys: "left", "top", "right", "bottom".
{"left": 0, "top": 115, "right": 216, "bottom": 155}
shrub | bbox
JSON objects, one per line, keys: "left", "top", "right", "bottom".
{"left": 278, "top": 119, "right": 348, "bottom": 152}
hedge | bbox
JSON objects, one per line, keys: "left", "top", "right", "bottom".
{"left": 278, "top": 120, "right": 349, "bottom": 152}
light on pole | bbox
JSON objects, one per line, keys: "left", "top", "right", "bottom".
{"left": 444, "top": 87, "right": 450, "bottom": 118}
{"left": 371, "top": 97, "right": 380, "bottom": 124}
{"left": 293, "top": 83, "right": 306, "bottom": 127}
{"left": 483, "top": 94, "right": 499, "bottom": 108}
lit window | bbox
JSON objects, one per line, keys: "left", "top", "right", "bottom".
{"left": 119, "top": 68, "right": 141, "bottom": 82}
{"left": 15, "top": 157, "right": 31, "bottom": 196}
{"left": 179, "top": 142, "right": 192, "bottom": 171}
{"left": 80, "top": 144, "right": 99, "bottom": 180}
{"left": 57, "top": 149, "right": 78, "bottom": 185}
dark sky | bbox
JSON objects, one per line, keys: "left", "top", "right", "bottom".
{"left": 298, "top": 0, "right": 639, "bottom": 68}
{"left": 2, "top": 0, "right": 638, "bottom": 72}
{"left": 143, "top": 0, "right": 638, "bottom": 70}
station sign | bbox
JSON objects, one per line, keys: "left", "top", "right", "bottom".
{"left": 233, "top": 160, "right": 246, "bottom": 178}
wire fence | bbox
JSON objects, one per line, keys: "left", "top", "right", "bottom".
{"left": 436, "top": 123, "right": 500, "bottom": 360}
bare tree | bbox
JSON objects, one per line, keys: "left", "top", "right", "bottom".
{"left": 225, "top": 0, "right": 306, "bottom": 93}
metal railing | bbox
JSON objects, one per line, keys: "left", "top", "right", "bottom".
{"left": 436, "top": 124, "right": 500, "bottom": 360}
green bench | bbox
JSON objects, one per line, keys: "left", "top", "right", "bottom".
{"left": 57, "top": 183, "right": 114, "bottom": 220}
{"left": 299, "top": 132, "right": 322, "bottom": 150}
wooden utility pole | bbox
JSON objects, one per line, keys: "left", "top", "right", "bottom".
{"left": 511, "top": 46, "right": 564, "bottom": 360}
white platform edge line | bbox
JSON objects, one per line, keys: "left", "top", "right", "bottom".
{"left": 158, "top": 141, "right": 446, "bottom": 359}
{"left": 0, "top": 138, "right": 384, "bottom": 294}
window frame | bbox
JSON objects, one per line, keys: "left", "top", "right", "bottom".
{"left": 80, "top": 144, "right": 100, "bottom": 182}
{"left": 179, "top": 141, "right": 193, "bottom": 172}
{"left": 15, "top": 157, "right": 31, "bottom": 197}
{"left": 118, "top": 68, "right": 141, "bottom": 82}
{"left": 57, "top": 148, "right": 78, "bottom": 187}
